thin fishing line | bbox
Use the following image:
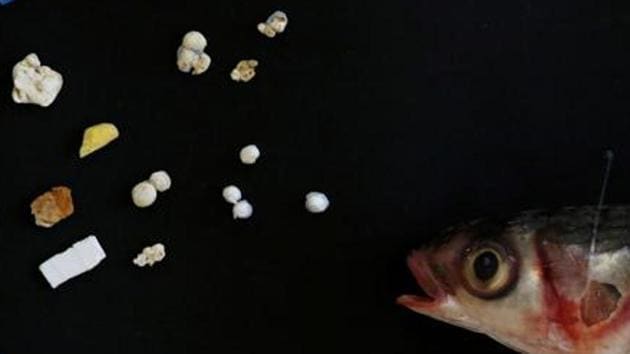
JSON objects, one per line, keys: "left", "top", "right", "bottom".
{"left": 590, "top": 149, "right": 614, "bottom": 255}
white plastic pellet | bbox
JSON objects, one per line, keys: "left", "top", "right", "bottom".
{"left": 132, "top": 181, "right": 157, "bottom": 208}
{"left": 222, "top": 185, "right": 242, "bottom": 204}
{"left": 233, "top": 200, "right": 253, "bottom": 219}
{"left": 149, "top": 171, "right": 172, "bottom": 192}
{"left": 305, "top": 192, "right": 330, "bottom": 213}
{"left": 239, "top": 144, "right": 260, "bottom": 165}
{"left": 39, "top": 235, "right": 106, "bottom": 289}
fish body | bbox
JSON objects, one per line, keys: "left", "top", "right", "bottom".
{"left": 398, "top": 206, "right": 630, "bottom": 354}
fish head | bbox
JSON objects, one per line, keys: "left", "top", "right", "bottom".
{"left": 397, "top": 221, "right": 576, "bottom": 353}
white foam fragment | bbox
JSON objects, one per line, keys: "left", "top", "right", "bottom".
{"left": 39, "top": 235, "right": 106, "bottom": 289}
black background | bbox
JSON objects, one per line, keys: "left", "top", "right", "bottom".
{"left": 1, "top": 0, "right": 630, "bottom": 353}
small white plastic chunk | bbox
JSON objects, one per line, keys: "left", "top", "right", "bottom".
{"left": 305, "top": 192, "right": 330, "bottom": 213}
{"left": 257, "top": 11, "right": 288, "bottom": 38}
{"left": 133, "top": 243, "right": 166, "bottom": 267}
{"left": 149, "top": 171, "right": 172, "bottom": 192}
{"left": 177, "top": 31, "right": 211, "bottom": 75}
{"left": 132, "top": 181, "right": 157, "bottom": 208}
{"left": 12, "top": 53, "right": 63, "bottom": 107}
{"left": 39, "top": 235, "right": 106, "bottom": 289}
{"left": 233, "top": 200, "right": 253, "bottom": 219}
{"left": 222, "top": 185, "right": 242, "bottom": 204}
{"left": 239, "top": 144, "right": 261, "bottom": 164}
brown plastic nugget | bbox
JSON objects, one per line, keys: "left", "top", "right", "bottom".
{"left": 30, "top": 186, "right": 74, "bottom": 228}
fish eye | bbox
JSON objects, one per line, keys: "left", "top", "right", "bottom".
{"left": 473, "top": 250, "right": 499, "bottom": 281}
{"left": 461, "top": 243, "right": 517, "bottom": 299}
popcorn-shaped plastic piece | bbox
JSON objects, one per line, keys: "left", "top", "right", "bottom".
{"left": 12, "top": 53, "right": 63, "bottom": 107}
{"left": 177, "top": 31, "right": 211, "bottom": 75}
{"left": 79, "top": 122, "right": 119, "bottom": 158}
{"left": 230, "top": 60, "right": 259, "bottom": 82}
{"left": 257, "top": 11, "right": 288, "bottom": 38}
{"left": 30, "top": 186, "right": 74, "bottom": 228}
{"left": 133, "top": 243, "right": 166, "bottom": 267}
{"left": 39, "top": 235, "right": 106, "bottom": 289}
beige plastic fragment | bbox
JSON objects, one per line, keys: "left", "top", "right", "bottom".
{"left": 133, "top": 243, "right": 166, "bottom": 267}
{"left": 230, "top": 60, "right": 259, "bottom": 82}
{"left": 79, "top": 123, "right": 120, "bottom": 158}
{"left": 30, "top": 186, "right": 74, "bottom": 228}
{"left": 257, "top": 11, "right": 288, "bottom": 38}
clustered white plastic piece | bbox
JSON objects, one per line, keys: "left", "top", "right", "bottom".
{"left": 132, "top": 170, "right": 172, "bottom": 208}
{"left": 222, "top": 184, "right": 253, "bottom": 219}
{"left": 239, "top": 144, "right": 261, "bottom": 165}
{"left": 12, "top": 53, "right": 63, "bottom": 107}
{"left": 176, "top": 31, "right": 211, "bottom": 75}
{"left": 133, "top": 243, "right": 166, "bottom": 267}
{"left": 39, "top": 235, "right": 106, "bottom": 289}
{"left": 257, "top": 11, "right": 288, "bottom": 38}
{"left": 305, "top": 192, "right": 330, "bottom": 213}
{"left": 230, "top": 60, "right": 259, "bottom": 82}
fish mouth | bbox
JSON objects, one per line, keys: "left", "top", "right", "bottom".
{"left": 397, "top": 250, "right": 446, "bottom": 309}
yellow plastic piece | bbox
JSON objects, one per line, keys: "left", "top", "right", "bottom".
{"left": 79, "top": 123, "right": 120, "bottom": 158}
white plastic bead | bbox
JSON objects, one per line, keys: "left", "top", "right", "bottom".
{"left": 222, "top": 185, "right": 242, "bottom": 204}
{"left": 132, "top": 181, "right": 157, "bottom": 208}
{"left": 239, "top": 144, "right": 260, "bottom": 165}
{"left": 233, "top": 200, "right": 253, "bottom": 219}
{"left": 149, "top": 171, "right": 172, "bottom": 192}
{"left": 305, "top": 192, "right": 330, "bottom": 213}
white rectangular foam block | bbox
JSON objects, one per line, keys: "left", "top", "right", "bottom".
{"left": 39, "top": 235, "right": 106, "bottom": 289}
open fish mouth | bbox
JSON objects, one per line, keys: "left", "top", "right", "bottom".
{"left": 397, "top": 250, "right": 446, "bottom": 308}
